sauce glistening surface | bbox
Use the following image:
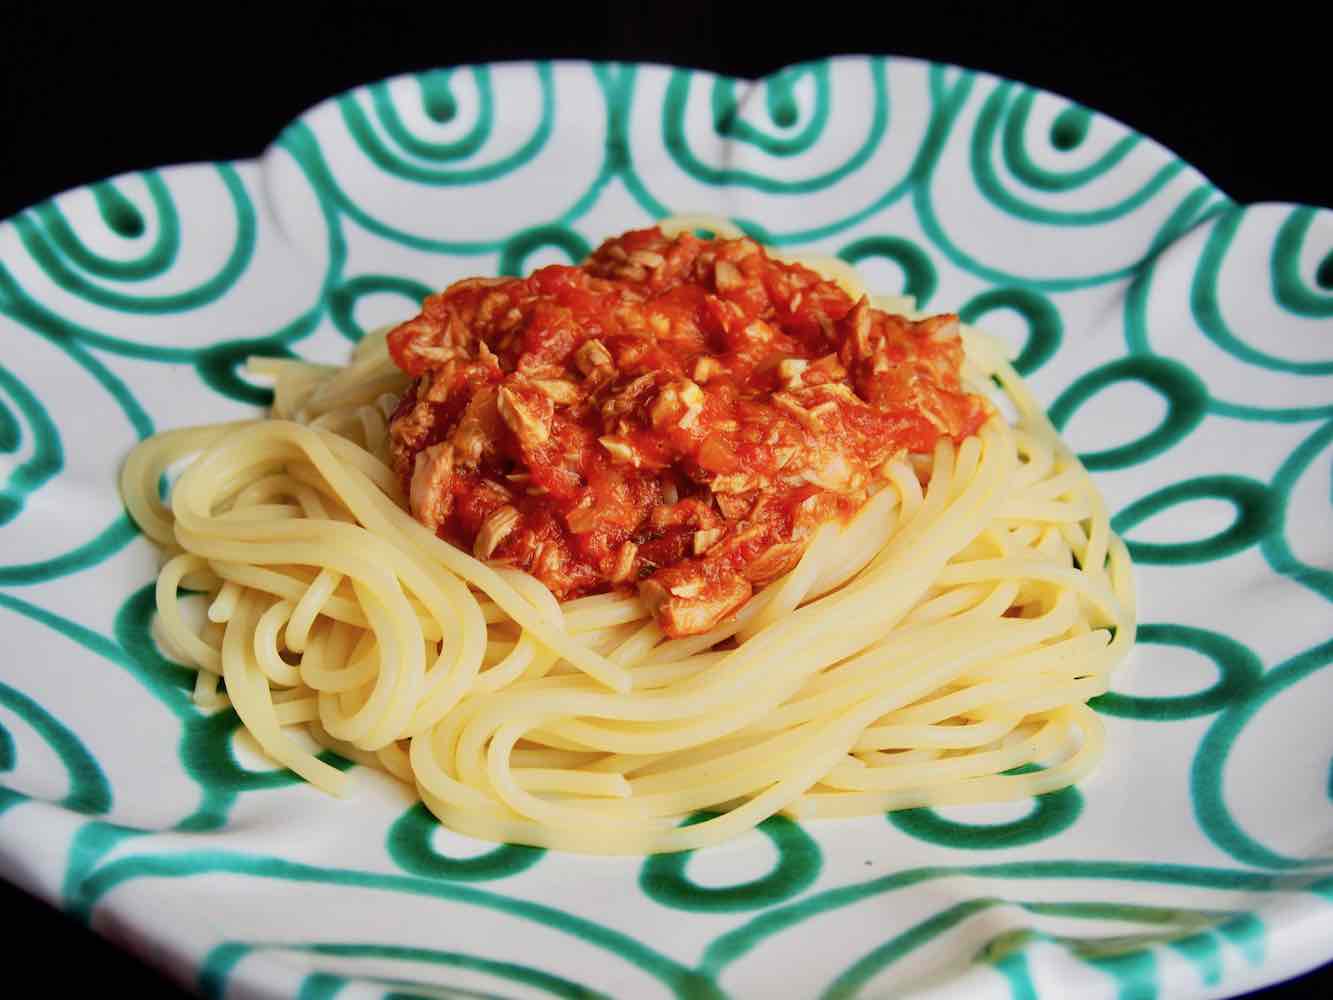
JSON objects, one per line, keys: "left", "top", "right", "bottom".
{"left": 387, "top": 227, "right": 987, "bottom": 636}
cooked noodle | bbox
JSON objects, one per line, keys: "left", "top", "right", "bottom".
{"left": 119, "top": 222, "right": 1135, "bottom": 854}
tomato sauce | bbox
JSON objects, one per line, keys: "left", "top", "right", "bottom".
{"left": 386, "top": 227, "right": 987, "bottom": 636}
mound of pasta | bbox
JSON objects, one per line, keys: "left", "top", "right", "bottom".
{"left": 120, "top": 218, "right": 1135, "bottom": 854}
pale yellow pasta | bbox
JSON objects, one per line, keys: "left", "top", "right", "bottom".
{"left": 117, "top": 223, "right": 1135, "bottom": 854}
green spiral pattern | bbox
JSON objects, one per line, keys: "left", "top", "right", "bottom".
{"left": 1, "top": 58, "right": 1330, "bottom": 999}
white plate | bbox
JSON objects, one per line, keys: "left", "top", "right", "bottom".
{"left": 1, "top": 57, "right": 1331, "bottom": 999}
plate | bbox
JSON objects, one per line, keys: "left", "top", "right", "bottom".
{"left": 2, "top": 57, "right": 1331, "bottom": 999}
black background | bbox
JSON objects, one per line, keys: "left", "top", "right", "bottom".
{"left": 1, "top": 3, "right": 1329, "bottom": 997}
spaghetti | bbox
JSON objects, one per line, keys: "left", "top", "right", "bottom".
{"left": 119, "top": 219, "right": 1135, "bottom": 854}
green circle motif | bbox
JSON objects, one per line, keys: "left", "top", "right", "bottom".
{"left": 1192, "top": 639, "right": 1333, "bottom": 869}
{"left": 1317, "top": 251, "right": 1333, "bottom": 290}
{"left": 887, "top": 766, "right": 1082, "bottom": 849}
{"left": 978, "top": 82, "right": 1175, "bottom": 223}
{"left": 1271, "top": 207, "right": 1333, "bottom": 316}
{"left": 0, "top": 680, "right": 112, "bottom": 815}
{"left": 1261, "top": 419, "right": 1333, "bottom": 603}
{"left": 92, "top": 182, "right": 146, "bottom": 238}
{"left": 0, "top": 398, "right": 19, "bottom": 454}
{"left": 388, "top": 803, "right": 545, "bottom": 881}
{"left": 710, "top": 65, "right": 826, "bottom": 155}
{"left": 195, "top": 339, "right": 295, "bottom": 406}
{"left": 328, "top": 275, "right": 434, "bottom": 343}
{"left": 1112, "top": 475, "right": 1278, "bottom": 565}
{"left": 372, "top": 68, "right": 493, "bottom": 161}
{"left": 1092, "top": 624, "right": 1263, "bottom": 720}
{"left": 639, "top": 812, "right": 821, "bottom": 912}
{"left": 0, "top": 363, "right": 63, "bottom": 528}
{"left": 421, "top": 68, "right": 460, "bottom": 123}
{"left": 337, "top": 63, "right": 555, "bottom": 186}
{"left": 959, "top": 287, "right": 1062, "bottom": 375}
{"left": 0, "top": 722, "right": 15, "bottom": 773}
{"left": 207, "top": 941, "right": 613, "bottom": 1000}
{"left": 838, "top": 236, "right": 937, "bottom": 307}
{"left": 110, "top": 584, "right": 352, "bottom": 829}
{"left": 662, "top": 60, "right": 889, "bottom": 194}
{"left": 33, "top": 173, "right": 177, "bottom": 282}
{"left": 1050, "top": 107, "right": 1090, "bottom": 151}
{"left": 498, "top": 226, "right": 590, "bottom": 278}
{"left": 184, "top": 710, "right": 354, "bottom": 793}
{"left": 1196, "top": 208, "right": 1333, "bottom": 373}
{"left": 1048, "top": 357, "right": 1208, "bottom": 471}
{"left": 771, "top": 99, "right": 798, "bottom": 128}
{"left": 113, "top": 584, "right": 202, "bottom": 699}
{"left": 16, "top": 164, "right": 255, "bottom": 314}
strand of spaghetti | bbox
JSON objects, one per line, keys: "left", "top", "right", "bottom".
{"left": 173, "top": 439, "right": 500, "bottom": 723}
{"left": 885, "top": 458, "right": 924, "bottom": 523}
{"left": 1012, "top": 467, "right": 1091, "bottom": 503}
{"left": 410, "top": 716, "right": 531, "bottom": 822}
{"left": 251, "top": 359, "right": 336, "bottom": 419}
{"left": 278, "top": 429, "right": 633, "bottom": 696}
{"left": 561, "top": 595, "right": 650, "bottom": 633}
{"left": 192, "top": 670, "right": 225, "bottom": 708}
{"left": 952, "top": 630, "right": 1115, "bottom": 685}
{"left": 887, "top": 670, "right": 1096, "bottom": 726}
{"left": 299, "top": 625, "right": 379, "bottom": 693}
{"left": 854, "top": 748, "right": 944, "bottom": 767}
{"left": 471, "top": 608, "right": 1093, "bottom": 832}
{"left": 274, "top": 425, "right": 634, "bottom": 693}
{"left": 988, "top": 675, "right": 1111, "bottom": 715}
{"left": 791, "top": 580, "right": 1027, "bottom": 699}
{"left": 902, "top": 583, "right": 996, "bottom": 626}
{"left": 805, "top": 485, "right": 902, "bottom": 600}
{"left": 313, "top": 577, "right": 422, "bottom": 749}
{"left": 285, "top": 568, "right": 344, "bottom": 652}
{"left": 306, "top": 722, "right": 400, "bottom": 779}
{"left": 988, "top": 346, "right": 1116, "bottom": 579}
{"left": 404, "top": 572, "right": 545, "bottom": 732}
{"left": 375, "top": 740, "right": 414, "bottom": 782}
{"left": 119, "top": 422, "right": 254, "bottom": 545}
{"left": 821, "top": 717, "right": 1066, "bottom": 791}
{"left": 296, "top": 355, "right": 408, "bottom": 422}
{"left": 220, "top": 592, "right": 347, "bottom": 793}
{"left": 206, "top": 580, "right": 242, "bottom": 623}
{"left": 466, "top": 594, "right": 1061, "bottom": 816}
{"left": 155, "top": 554, "right": 223, "bottom": 672}
{"left": 935, "top": 559, "right": 1121, "bottom": 625}
{"left": 509, "top": 748, "right": 606, "bottom": 769}
{"left": 487, "top": 718, "right": 819, "bottom": 828}
{"left": 512, "top": 769, "right": 631, "bottom": 798}
{"left": 790, "top": 707, "right": 1105, "bottom": 818}
{"left": 854, "top": 714, "right": 1024, "bottom": 751}
{"left": 738, "top": 605, "right": 1074, "bottom": 741}
{"left": 997, "top": 498, "right": 1092, "bottom": 522}
{"left": 436, "top": 425, "right": 1016, "bottom": 769}
{"left": 573, "top": 646, "right": 1057, "bottom": 851}
{"left": 274, "top": 696, "right": 319, "bottom": 726}
{"left": 735, "top": 519, "right": 837, "bottom": 643}
{"left": 766, "top": 653, "right": 1015, "bottom": 751}
{"left": 115, "top": 241, "right": 1137, "bottom": 854}
{"left": 207, "top": 562, "right": 376, "bottom": 632}
{"left": 252, "top": 600, "right": 302, "bottom": 686}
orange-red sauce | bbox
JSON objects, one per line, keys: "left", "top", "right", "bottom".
{"left": 386, "top": 227, "right": 987, "bottom": 636}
